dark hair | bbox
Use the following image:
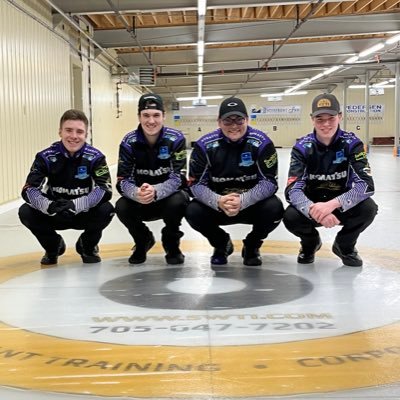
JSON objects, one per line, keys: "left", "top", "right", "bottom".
{"left": 59, "top": 109, "right": 89, "bottom": 130}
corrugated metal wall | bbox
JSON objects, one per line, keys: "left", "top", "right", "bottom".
{"left": 0, "top": 0, "right": 71, "bottom": 204}
{"left": 91, "top": 62, "right": 139, "bottom": 166}
{"left": 0, "top": 0, "right": 142, "bottom": 206}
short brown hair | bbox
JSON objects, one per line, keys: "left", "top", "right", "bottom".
{"left": 59, "top": 109, "right": 89, "bottom": 130}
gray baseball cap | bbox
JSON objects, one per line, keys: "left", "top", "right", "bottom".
{"left": 311, "top": 93, "right": 341, "bottom": 117}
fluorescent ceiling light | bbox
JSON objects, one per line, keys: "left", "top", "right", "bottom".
{"left": 359, "top": 43, "right": 384, "bottom": 58}
{"left": 349, "top": 85, "right": 367, "bottom": 89}
{"left": 285, "top": 91, "right": 308, "bottom": 96}
{"left": 197, "top": 40, "right": 204, "bottom": 57}
{"left": 177, "top": 95, "right": 223, "bottom": 101}
{"left": 345, "top": 55, "right": 359, "bottom": 64}
{"left": 182, "top": 105, "right": 218, "bottom": 109}
{"left": 310, "top": 73, "right": 325, "bottom": 81}
{"left": 349, "top": 84, "right": 395, "bottom": 89}
{"left": 260, "top": 90, "right": 308, "bottom": 97}
{"left": 198, "top": 0, "right": 206, "bottom": 16}
{"left": 323, "top": 65, "right": 342, "bottom": 75}
{"left": 373, "top": 80, "right": 391, "bottom": 87}
{"left": 386, "top": 33, "right": 400, "bottom": 45}
{"left": 285, "top": 81, "right": 308, "bottom": 93}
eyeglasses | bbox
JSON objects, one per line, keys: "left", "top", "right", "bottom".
{"left": 221, "top": 117, "right": 246, "bottom": 126}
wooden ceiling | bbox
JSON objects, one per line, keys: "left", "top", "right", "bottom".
{"left": 50, "top": 0, "right": 400, "bottom": 100}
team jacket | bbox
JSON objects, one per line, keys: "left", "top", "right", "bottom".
{"left": 116, "top": 125, "right": 187, "bottom": 201}
{"left": 285, "top": 128, "right": 375, "bottom": 217}
{"left": 21, "top": 141, "right": 112, "bottom": 214}
{"left": 188, "top": 126, "right": 279, "bottom": 211}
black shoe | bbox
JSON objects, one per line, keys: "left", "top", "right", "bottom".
{"left": 332, "top": 241, "right": 363, "bottom": 267}
{"left": 129, "top": 232, "right": 156, "bottom": 264}
{"left": 75, "top": 238, "right": 101, "bottom": 263}
{"left": 211, "top": 238, "right": 234, "bottom": 265}
{"left": 165, "top": 250, "right": 185, "bottom": 265}
{"left": 297, "top": 239, "right": 322, "bottom": 264}
{"left": 41, "top": 237, "right": 66, "bottom": 265}
{"left": 242, "top": 246, "right": 262, "bottom": 266}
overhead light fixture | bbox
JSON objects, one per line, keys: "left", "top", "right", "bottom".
{"left": 345, "top": 55, "right": 359, "bottom": 64}
{"left": 386, "top": 33, "right": 400, "bottom": 45}
{"left": 260, "top": 91, "right": 308, "bottom": 97}
{"left": 198, "top": 0, "right": 207, "bottom": 16}
{"left": 285, "top": 91, "right": 308, "bottom": 96}
{"left": 177, "top": 95, "right": 223, "bottom": 101}
{"left": 359, "top": 43, "right": 384, "bottom": 58}
{"left": 373, "top": 83, "right": 395, "bottom": 88}
{"left": 373, "top": 80, "right": 391, "bottom": 87}
{"left": 197, "top": 40, "right": 204, "bottom": 57}
{"left": 323, "top": 65, "right": 342, "bottom": 75}
{"left": 310, "top": 73, "right": 325, "bottom": 81}
{"left": 350, "top": 83, "right": 395, "bottom": 89}
{"left": 349, "top": 85, "right": 367, "bottom": 89}
{"left": 274, "top": 35, "right": 393, "bottom": 97}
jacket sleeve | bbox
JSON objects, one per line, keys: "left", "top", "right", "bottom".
{"left": 72, "top": 156, "right": 113, "bottom": 213}
{"left": 188, "top": 143, "right": 220, "bottom": 210}
{"left": 335, "top": 142, "right": 375, "bottom": 211}
{"left": 116, "top": 140, "right": 139, "bottom": 201}
{"left": 153, "top": 136, "right": 187, "bottom": 200}
{"left": 21, "top": 155, "right": 53, "bottom": 214}
{"left": 285, "top": 147, "right": 313, "bottom": 217}
{"left": 239, "top": 141, "right": 279, "bottom": 210}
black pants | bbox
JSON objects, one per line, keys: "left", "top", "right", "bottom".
{"left": 283, "top": 198, "right": 378, "bottom": 251}
{"left": 18, "top": 202, "right": 115, "bottom": 253}
{"left": 115, "top": 191, "right": 189, "bottom": 248}
{"left": 185, "top": 195, "right": 284, "bottom": 248}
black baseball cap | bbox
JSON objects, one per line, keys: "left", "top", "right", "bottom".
{"left": 311, "top": 93, "right": 341, "bottom": 117}
{"left": 138, "top": 93, "right": 164, "bottom": 113}
{"left": 218, "top": 97, "right": 248, "bottom": 119}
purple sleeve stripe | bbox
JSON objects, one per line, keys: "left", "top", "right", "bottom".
{"left": 26, "top": 187, "right": 51, "bottom": 214}
{"left": 240, "top": 180, "right": 277, "bottom": 210}
{"left": 153, "top": 173, "right": 182, "bottom": 201}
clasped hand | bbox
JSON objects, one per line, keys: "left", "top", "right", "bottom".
{"left": 309, "top": 200, "right": 340, "bottom": 228}
{"left": 218, "top": 193, "right": 241, "bottom": 217}
{"left": 48, "top": 199, "right": 76, "bottom": 217}
{"left": 137, "top": 183, "right": 156, "bottom": 204}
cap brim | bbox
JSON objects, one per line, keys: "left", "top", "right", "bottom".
{"left": 219, "top": 111, "right": 248, "bottom": 119}
{"left": 311, "top": 109, "right": 339, "bottom": 117}
{"left": 138, "top": 101, "right": 164, "bottom": 112}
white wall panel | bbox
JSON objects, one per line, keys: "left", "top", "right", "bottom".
{"left": 165, "top": 89, "right": 396, "bottom": 148}
{"left": 0, "top": 0, "right": 71, "bottom": 204}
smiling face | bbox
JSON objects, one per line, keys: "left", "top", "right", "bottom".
{"left": 139, "top": 108, "right": 165, "bottom": 144}
{"left": 312, "top": 113, "right": 342, "bottom": 145}
{"left": 218, "top": 115, "right": 248, "bottom": 142}
{"left": 59, "top": 120, "right": 87, "bottom": 155}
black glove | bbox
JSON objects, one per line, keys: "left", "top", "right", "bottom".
{"left": 47, "top": 199, "right": 76, "bottom": 216}
{"left": 59, "top": 199, "right": 76, "bottom": 218}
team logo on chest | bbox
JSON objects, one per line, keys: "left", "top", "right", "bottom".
{"left": 239, "top": 152, "right": 254, "bottom": 167}
{"left": 75, "top": 166, "right": 89, "bottom": 179}
{"left": 158, "top": 146, "right": 170, "bottom": 159}
{"left": 333, "top": 150, "right": 347, "bottom": 164}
